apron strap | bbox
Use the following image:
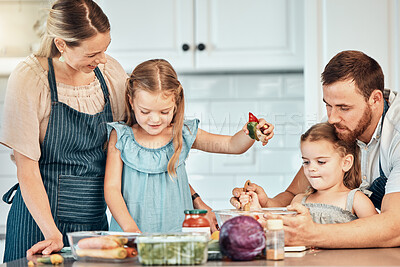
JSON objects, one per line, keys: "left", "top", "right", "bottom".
{"left": 47, "top": 58, "right": 59, "bottom": 103}
{"left": 367, "top": 99, "right": 389, "bottom": 210}
{"left": 94, "top": 67, "right": 110, "bottom": 102}
{"left": 48, "top": 59, "right": 111, "bottom": 104}
{"left": 2, "top": 183, "right": 19, "bottom": 204}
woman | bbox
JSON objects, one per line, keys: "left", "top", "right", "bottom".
{"left": 0, "top": 0, "right": 127, "bottom": 262}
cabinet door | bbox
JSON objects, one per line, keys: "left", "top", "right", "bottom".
{"left": 195, "top": 0, "right": 304, "bottom": 71}
{"left": 97, "top": 0, "right": 194, "bottom": 72}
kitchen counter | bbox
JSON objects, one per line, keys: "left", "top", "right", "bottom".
{"left": 2, "top": 248, "right": 400, "bottom": 266}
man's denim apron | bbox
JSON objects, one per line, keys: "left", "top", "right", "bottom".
{"left": 367, "top": 100, "right": 389, "bottom": 210}
{"left": 2, "top": 58, "right": 113, "bottom": 262}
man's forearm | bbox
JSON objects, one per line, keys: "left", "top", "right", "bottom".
{"left": 266, "top": 191, "right": 296, "bottom": 207}
{"left": 310, "top": 212, "right": 400, "bottom": 248}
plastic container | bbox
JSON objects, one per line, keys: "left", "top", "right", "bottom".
{"left": 265, "top": 219, "right": 285, "bottom": 260}
{"left": 135, "top": 232, "right": 209, "bottom": 265}
{"left": 212, "top": 208, "right": 296, "bottom": 228}
{"left": 182, "top": 209, "right": 210, "bottom": 237}
{"left": 67, "top": 231, "right": 140, "bottom": 262}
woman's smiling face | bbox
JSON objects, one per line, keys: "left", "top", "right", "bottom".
{"left": 61, "top": 31, "right": 111, "bottom": 73}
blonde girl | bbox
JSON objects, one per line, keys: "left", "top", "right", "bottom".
{"left": 104, "top": 59, "right": 274, "bottom": 233}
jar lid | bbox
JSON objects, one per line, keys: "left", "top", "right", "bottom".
{"left": 266, "top": 219, "right": 283, "bottom": 230}
{"left": 184, "top": 209, "right": 208, "bottom": 214}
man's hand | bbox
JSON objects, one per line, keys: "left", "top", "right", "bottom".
{"left": 230, "top": 182, "right": 269, "bottom": 209}
{"left": 26, "top": 234, "right": 63, "bottom": 257}
{"left": 264, "top": 202, "right": 320, "bottom": 246}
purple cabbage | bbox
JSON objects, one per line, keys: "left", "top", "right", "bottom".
{"left": 219, "top": 215, "right": 266, "bottom": 261}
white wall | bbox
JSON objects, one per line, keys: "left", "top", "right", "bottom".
{"left": 181, "top": 73, "right": 305, "bottom": 209}
{"left": 304, "top": 0, "right": 400, "bottom": 123}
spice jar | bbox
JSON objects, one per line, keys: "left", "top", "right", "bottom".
{"left": 182, "top": 209, "right": 210, "bottom": 237}
{"left": 265, "top": 219, "right": 285, "bottom": 260}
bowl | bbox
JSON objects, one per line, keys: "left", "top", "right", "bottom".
{"left": 212, "top": 208, "right": 297, "bottom": 227}
{"left": 135, "top": 232, "right": 209, "bottom": 265}
{"left": 67, "top": 231, "right": 140, "bottom": 262}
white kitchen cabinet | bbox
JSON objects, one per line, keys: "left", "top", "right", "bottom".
{"left": 97, "top": 0, "right": 194, "bottom": 72}
{"left": 97, "top": 0, "right": 304, "bottom": 72}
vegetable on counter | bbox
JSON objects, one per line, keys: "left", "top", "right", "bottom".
{"left": 247, "top": 112, "right": 269, "bottom": 142}
{"left": 136, "top": 233, "right": 208, "bottom": 265}
{"left": 219, "top": 216, "right": 266, "bottom": 261}
{"left": 77, "top": 235, "right": 127, "bottom": 249}
{"left": 73, "top": 234, "right": 136, "bottom": 260}
{"left": 76, "top": 247, "right": 128, "bottom": 259}
{"left": 36, "top": 254, "right": 64, "bottom": 265}
{"left": 210, "top": 230, "right": 220, "bottom": 241}
{"left": 125, "top": 246, "right": 138, "bottom": 258}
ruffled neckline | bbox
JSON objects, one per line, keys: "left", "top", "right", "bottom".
{"left": 107, "top": 119, "right": 199, "bottom": 174}
{"left": 129, "top": 126, "right": 174, "bottom": 151}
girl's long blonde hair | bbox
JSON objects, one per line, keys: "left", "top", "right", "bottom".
{"left": 125, "top": 59, "right": 185, "bottom": 177}
{"left": 301, "top": 122, "right": 361, "bottom": 195}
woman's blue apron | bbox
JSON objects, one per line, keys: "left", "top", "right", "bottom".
{"left": 2, "top": 58, "right": 113, "bottom": 262}
{"left": 367, "top": 100, "right": 389, "bottom": 210}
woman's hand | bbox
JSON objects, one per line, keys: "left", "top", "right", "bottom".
{"left": 26, "top": 233, "right": 63, "bottom": 257}
{"left": 14, "top": 151, "right": 65, "bottom": 257}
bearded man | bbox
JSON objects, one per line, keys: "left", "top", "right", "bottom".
{"left": 231, "top": 50, "right": 400, "bottom": 248}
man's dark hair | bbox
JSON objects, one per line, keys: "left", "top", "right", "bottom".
{"left": 321, "top": 50, "right": 384, "bottom": 100}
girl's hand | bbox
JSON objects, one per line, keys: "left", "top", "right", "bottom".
{"left": 239, "top": 192, "right": 266, "bottom": 226}
{"left": 242, "top": 118, "right": 274, "bottom": 146}
{"left": 257, "top": 118, "right": 274, "bottom": 146}
{"left": 193, "top": 197, "right": 219, "bottom": 232}
{"left": 238, "top": 192, "right": 251, "bottom": 207}
{"left": 248, "top": 191, "right": 262, "bottom": 209}
{"left": 125, "top": 226, "right": 142, "bottom": 233}
{"left": 231, "top": 182, "right": 270, "bottom": 208}
{"left": 239, "top": 191, "right": 262, "bottom": 210}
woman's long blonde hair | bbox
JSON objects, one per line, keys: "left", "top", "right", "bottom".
{"left": 35, "top": 0, "right": 110, "bottom": 58}
{"left": 301, "top": 122, "right": 361, "bottom": 195}
{"left": 125, "top": 59, "right": 185, "bottom": 178}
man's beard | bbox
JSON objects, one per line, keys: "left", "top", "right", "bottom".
{"left": 333, "top": 105, "right": 372, "bottom": 143}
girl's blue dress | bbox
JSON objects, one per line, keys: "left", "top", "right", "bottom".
{"left": 106, "top": 119, "right": 199, "bottom": 233}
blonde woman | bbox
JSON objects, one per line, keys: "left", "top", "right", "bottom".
{"left": 1, "top": 0, "right": 127, "bottom": 261}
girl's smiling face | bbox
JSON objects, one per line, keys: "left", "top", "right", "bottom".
{"left": 131, "top": 90, "right": 176, "bottom": 136}
{"left": 301, "top": 139, "right": 352, "bottom": 192}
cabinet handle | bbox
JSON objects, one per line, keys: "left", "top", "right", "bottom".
{"left": 182, "top": 44, "right": 190, "bottom": 51}
{"left": 197, "top": 43, "right": 206, "bottom": 51}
